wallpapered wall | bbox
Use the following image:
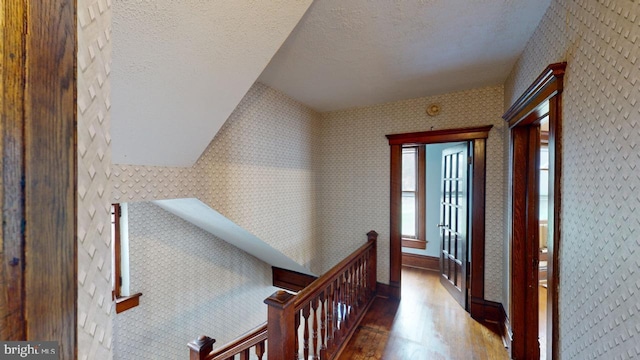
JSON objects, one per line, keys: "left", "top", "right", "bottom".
{"left": 504, "top": 0, "right": 640, "bottom": 358}
{"left": 77, "top": 0, "right": 114, "bottom": 358}
{"left": 110, "top": 83, "right": 323, "bottom": 357}
{"left": 113, "top": 202, "right": 277, "bottom": 359}
{"left": 112, "top": 83, "right": 323, "bottom": 272}
{"left": 317, "top": 86, "right": 506, "bottom": 302}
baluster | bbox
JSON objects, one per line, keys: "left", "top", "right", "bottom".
{"left": 367, "top": 231, "right": 378, "bottom": 296}
{"left": 339, "top": 271, "right": 347, "bottom": 333}
{"left": 302, "top": 303, "right": 311, "bottom": 360}
{"left": 354, "top": 258, "right": 361, "bottom": 308}
{"left": 255, "top": 340, "right": 266, "bottom": 360}
{"left": 239, "top": 348, "right": 250, "bottom": 360}
{"left": 344, "top": 268, "right": 351, "bottom": 329}
{"left": 318, "top": 291, "right": 327, "bottom": 359}
{"left": 326, "top": 280, "right": 336, "bottom": 353}
{"left": 350, "top": 263, "right": 357, "bottom": 311}
{"left": 359, "top": 256, "right": 365, "bottom": 304}
{"left": 311, "top": 296, "right": 320, "bottom": 360}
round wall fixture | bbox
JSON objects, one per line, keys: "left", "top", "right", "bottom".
{"left": 426, "top": 103, "right": 440, "bottom": 116}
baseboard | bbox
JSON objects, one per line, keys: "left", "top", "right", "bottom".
{"left": 401, "top": 253, "right": 439, "bottom": 271}
{"left": 470, "top": 297, "right": 510, "bottom": 349}
{"left": 376, "top": 281, "right": 400, "bottom": 299}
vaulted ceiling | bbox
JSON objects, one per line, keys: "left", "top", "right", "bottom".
{"left": 111, "top": 0, "right": 551, "bottom": 167}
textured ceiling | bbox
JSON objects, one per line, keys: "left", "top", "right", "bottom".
{"left": 258, "top": 0, "right": 552, "bottom": 112}
{"left": 111, "top": 0, "right": 313, "bottom": 166}
{"left": 111, "top": 0, "right": 551, "bottom": 167}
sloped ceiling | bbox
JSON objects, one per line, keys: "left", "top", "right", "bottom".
{"left": 111, "top": 0, "right": 552, "bottom": 166}
{"left": 259, "top": 0, "right": 552, "bottom": 111}
{"left": 111, "top": 0, "right": 313, "bottom": 167}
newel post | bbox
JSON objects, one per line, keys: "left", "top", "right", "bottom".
{"left": 188, "top": 335, "right": 216, "bottom": 360}
{"left": 264, "top": 290, "right": 296, "bottom": 360}
{"left": 367, "top": 231, "right": 378, "bottom": 294}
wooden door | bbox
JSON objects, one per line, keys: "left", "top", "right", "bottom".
{"left": 439, "top": 143, "right": 469, "bottom": 309}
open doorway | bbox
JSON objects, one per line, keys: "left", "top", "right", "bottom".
{"left": 400, "top": 142, "right": 471, "bottom": 310}
{"left": 503, "top": 63, "right": 565, "bottom": 359}
{"left": 386, "top": 126, "right": 493, "bottom": 322}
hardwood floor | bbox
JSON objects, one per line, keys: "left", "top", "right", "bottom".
{"left": 539, "top": 285, "right": 547, "bottom": 360}
{"left": 337, "top": 267, "right": 509, "bottom": 360}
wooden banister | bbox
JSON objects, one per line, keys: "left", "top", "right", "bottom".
{"left": 188, "top": 336, "right": 216, "bottom": 360}
{"left": 265, "top": 231, "right": 378, "bottom": 360}
{"left": 188, "top": 324, "right": 267, "bottom": 360}
{"left": 210, "top": 324, "right": 267, "bottom": 360}
{"left": 189, "top": 231, "right": 378, "bottom": 360}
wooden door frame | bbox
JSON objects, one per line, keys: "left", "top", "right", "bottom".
{"left": 1, "top": 0, "right": 77, "bottom": 357}
{"left": 503, "top": 63, "right": 566, "bottom": 360}
{"left": 386, "top": 126, "right": 492, "bottom": 321}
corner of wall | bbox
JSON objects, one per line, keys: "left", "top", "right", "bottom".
{"left": 77, "top": 0, "right": 114, "bottom": 358}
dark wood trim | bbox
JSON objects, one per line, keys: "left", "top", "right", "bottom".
{"left": 504, "top": 62, "right": 565, "bottom": 360}
{"left": 470, "top": 138, "right": 487, "bottom": 305}
{"left": 115, "top": 293, "right": 143, "bottom": 314}
{"left": 469, "top": 297, "right": 505, "bottom": 324}
{"left": 401, "top": 238, "right": 427, "bottom": 249}
{"left": 509, "top": 127, "right": 530, "bottom": 359}
{"left": 386, "top": 125, "right": 493, "bottom": 145}
{"left": 1, "top": 1, "right": 77, "bottom": 357}
{"left": 545, "top": 92, "right": 562, "bottom": 360}
{"left": 469, "top": 298, "right": 511, "bottom": 349}
{"left": 389, "top": 144, "right": 403, "bottom": 297}
{"left": 113, "top": 204, "right": 122, "bottom": 299}
{"left": 401, "top": 253, "right": 439, "bottom": 271}
{"left": 375, "top": 282, "right": 394, "bottom": 298}
{"left": 387, "top": 125, "right": 493, "bottom": 320}
{"left": 272, "top": 267, "right": 317, "bottom": 292}
{"left": 503, "top": 63, "right": 566, "bottom": 127}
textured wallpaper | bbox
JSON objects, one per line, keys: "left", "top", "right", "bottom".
{"left": 77, "top": 0, "right": 114, "bottom": 358}
{"left": 504, "top": 0, "right": 640, "bottom": 358}
{"left": 195, "top": 83, "right": 323, "bottom": 272}
{"left": 112, "top": 83, "right": 323, "bottom": 272}
{"left": 113, "top": 202, "right": 277, "bottom": 359}
{"left": 318, "top": 86, "right": 506, "bottom": 302}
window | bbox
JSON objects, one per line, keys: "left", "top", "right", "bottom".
{"left": 401, "top": 146, "right": 426, "bottom": 248}
{"left": 111, "top": 203, "right": 141, "bottom": 313}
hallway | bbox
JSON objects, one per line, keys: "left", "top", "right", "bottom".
{"left": 338, "top": 267, "right": 508, "bottom": 359}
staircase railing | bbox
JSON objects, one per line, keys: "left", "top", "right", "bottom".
{"left": 189, "top": 231, "right": 378, "bottom": 360}
{"left": 265, "top": 230, "right": 378, "bottom": 360}
{"left": 188, "top": 323, "right": 267, "bottom": 360}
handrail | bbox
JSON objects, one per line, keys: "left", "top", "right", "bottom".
{"left": 293, "top": 237, "right": 376, "bottom": 309}
{"left": 188, "top": 231, "right": 378, "bottom": 360}
{"left": 210, "top": 323, "right": 267, "bottom": 360}
{"left": 188, "top": 323, "right": 267, "bottom": 360}
{"left": 265, "top": 230, "right": 378, "bottom": 360}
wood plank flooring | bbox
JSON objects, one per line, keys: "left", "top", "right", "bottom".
{"left": 337, "top": 267, "right": 509, "bottom": 360}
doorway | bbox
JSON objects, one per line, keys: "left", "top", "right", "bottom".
{"left": 503, "top": 63, "right": 565, "bottom": 359}
{"left": 386, "top": 126, "right": 492, "bottom": 321}
{"left": 399, "top": 142, "right": 471, "bottom": 310}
